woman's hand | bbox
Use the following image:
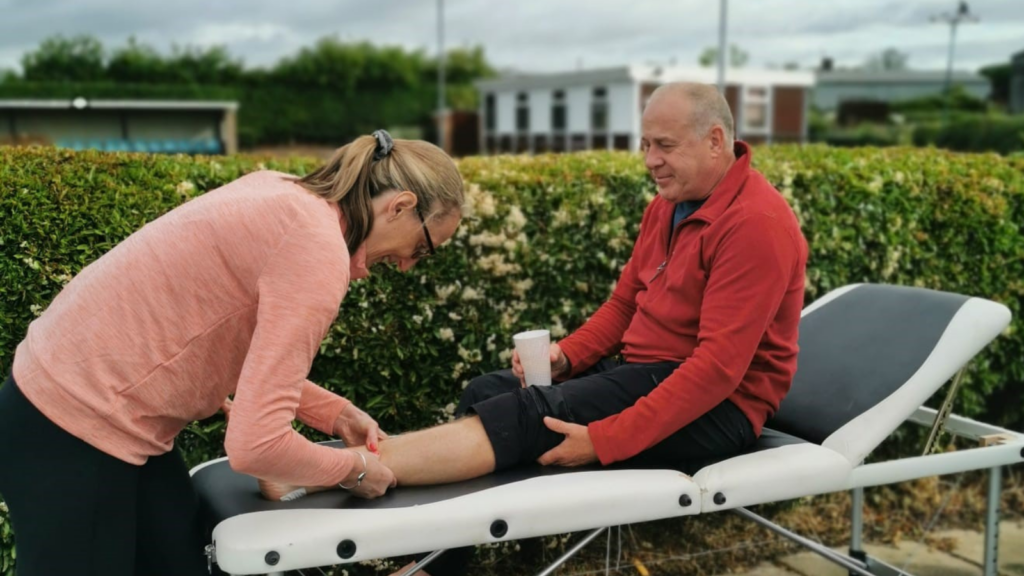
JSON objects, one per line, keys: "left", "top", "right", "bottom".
{"left": 334, "top": 404, "right": 388, "bottom": 453}
{"left": 341, "top": 448, "right": 397, "bottom": 499}
{"left": 512, "top": 342, "right": 571, "bottom": 388}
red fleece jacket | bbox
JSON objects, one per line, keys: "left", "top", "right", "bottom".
{"left": 557, "top": 142, "right": 808, "bottom": 465}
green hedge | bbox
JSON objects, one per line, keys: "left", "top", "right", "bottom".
{"left": 913, "top": 115, "right": 1024, "bottom": 155}
{"left": 2, "top": 145, "right": 1023, "bottom": 575}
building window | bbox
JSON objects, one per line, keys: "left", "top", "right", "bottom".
{"left": 515, "top": 92, "right": 529, "bottom": 132}
{"left": 485, "top": 93, "right": 496, "bottom": 131}
{"left": 742, "top": 86, "right": 770, "bottom": 134}
{"left": 552, "top": 90, "right": 567, "bottom": 132}
{"left": 591, "top": 86, "right": 608, "bottom": 133}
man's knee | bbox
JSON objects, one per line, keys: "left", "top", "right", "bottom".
{"left": 471, "top": 384, "right": 572, "bottom": 470}
{"left": 457, "top": 370, "right": 518, "bottom": 416}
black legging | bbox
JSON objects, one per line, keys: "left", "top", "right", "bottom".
{"left": 420, "top": 358, "right": 757, "bottom": 575}
{"left": 0, "top": 375, "right": 209, "bottom": 576}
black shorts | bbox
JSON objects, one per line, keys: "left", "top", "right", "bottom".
{"left": 462, "top": 358, "right": 756, "bottom": 473}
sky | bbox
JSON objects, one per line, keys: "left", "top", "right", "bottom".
{"left": 1, "top": 0, "right": 1021, "bottom": 75}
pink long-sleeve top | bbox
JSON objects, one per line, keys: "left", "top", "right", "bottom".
{"left": 13, "top": 170, "right": 369, "bottom": 486}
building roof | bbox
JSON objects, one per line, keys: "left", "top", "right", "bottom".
{"left": 815, "top": 69, "right": 988, "bottom": 85}
{"left": 475, "top": 64, "right": 815, "bottom": 91}
{"left": 0, "top": 99, "right": 239, "bottom": 111}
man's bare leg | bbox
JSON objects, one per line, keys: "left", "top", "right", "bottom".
{"left": 259, "top": 415, "right": 496, "bottom": 500}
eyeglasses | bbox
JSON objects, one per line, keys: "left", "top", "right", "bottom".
{"left": 414, "top": 208, "right": 436, "bottom": 260}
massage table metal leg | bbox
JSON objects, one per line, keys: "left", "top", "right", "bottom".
{"left": 397, "top": 549, "right": 449, "bottom": 576}
{"left": 849, "top": 487, "right": 867, "bottom": 576}
{"left": 535, "top": 527, "right": 608, "bottom": 576}
{"left": 983, "top": 466, "right": 1001, "bottom": 576}
{"left": 733, "top": 508, "right": 882, "bottom": 576}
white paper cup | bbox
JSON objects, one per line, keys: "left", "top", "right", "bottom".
{"left": 514, "top": 329, "right": 551, "bottom": 387}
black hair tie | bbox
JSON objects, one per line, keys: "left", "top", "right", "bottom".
{"left": 372, "top": 129, "right": 394, "bottom": 161}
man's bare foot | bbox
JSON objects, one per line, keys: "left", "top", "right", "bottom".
{"left": 389, "top": 561, "right": 432, "bottom": 576}
{"left": 258, "top": 478, "right": 331, "bottom": 501}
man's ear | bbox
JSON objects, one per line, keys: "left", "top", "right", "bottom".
{"left": 708, "top": 125, "right": 727, "bottom": 157}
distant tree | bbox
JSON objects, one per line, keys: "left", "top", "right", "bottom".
{"left": 783, "top": 61, "right": 800, "bottom": 71}
{"left": 979, "top": 62, "right": 1010, "bottom": 104}
{"left": 698, "top": 44, "right": 749, "bottom": 68}
{"left": 21, "top": 35, "right": 105, "bottom": 82}
{"left": 424, "top": 45, "right": 497, "bottom": 110}
{"left": 864, "top": 48, "right": 909, "bottom": 71}
{"left": 165, "top": 44, "right": 245, "bottom": 84}
{"left": 107, "top": 37, "right": 168, "bottom": 83}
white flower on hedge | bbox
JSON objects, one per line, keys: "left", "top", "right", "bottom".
{"left": 438, "top": 328, "right": 455, "bottom": 341}
{"left": 449, "top": 311, "right": 463, "bottom": 321}
{"left": 553, "top": 209, "right": 573, "bottom": 226}
{"left": 452, "top": 362, "right": 465, "bottom": 378}
{"left": 486, "top": 334, "right": 497, "bottom": 351}
{"left": 551, "top": 317, "right": 567, "bottom": 338}
{"left": 466, "top": 186, "right": 497, "bottom": 217}
{"left": 499, "top": 348, "right": 513, "bottom": 363}
{"left": 30, "top": 304, "right": 43, "bottom": 317}
{"left": 505, "top": 206, "right": 527, "bottom": 231}
{"left": 476, "top": 253, "right": 521, "bottom": 276}
{"left": 511, "top": 278, "right": 534, "bottom": 298}
{"left": 435, "top": 283, "right": 460, "bottom": 302}
{"left": 867, "top": 176, "right": 884, "bottom": 194}
{"left": 575, "top": 281, "right": 589, "bottom": 293}
{"left": 882, "top": 247, "right": 903, "bottom": 279}
{"left": 503, "top": 239, "right": 518, "bottom": 253}
{"left": 412, "top": 314, "right": 424, "bottom": 325}
{"left": 422, "top": 306, "right": 434, "bottom": 321}
{"left": 458, "top": 345, "right": 482, "bottom": 363}
{"left": 175, "top": 180, "right": 196, "bottom": 196}
{"left": 469, "top": 231, "right": 505, "bottom": 247}
{"left": 445, "top": 403, "right": 457, "bottom": 415}
{"left": 461, "top": 286, "right": 482, "bottom": 301}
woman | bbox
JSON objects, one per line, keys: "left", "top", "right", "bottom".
{"left": 0, "top": 130, "right": 464, "bottom": 576}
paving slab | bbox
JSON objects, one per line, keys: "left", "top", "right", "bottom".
{"left": 719, "top": 563, "right": 799, "bottom": 576}
{"left": 779, "top": 541, "right": 981, "bottom": 576}
{"left": 933, "top": 520, "right": 1024, "bottom": 575}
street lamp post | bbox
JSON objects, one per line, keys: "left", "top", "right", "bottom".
{"left": 437, "top": 0, "right": 447, "bottom": 151}
{"left": 931, "top": 1, "right": 978, "bottom": 122}
{"left": 717, "top": 0, "right": 728, "bottom": 94}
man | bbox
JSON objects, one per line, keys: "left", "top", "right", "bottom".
{"left": 262, "top": 82, "right": 808, "bottom": 576}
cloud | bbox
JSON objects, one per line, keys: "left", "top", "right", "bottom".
{"left": 0, "top": 0, "right": 1020, "bottom": 74}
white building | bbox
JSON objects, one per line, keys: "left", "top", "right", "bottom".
{"left": 474, "top": 65, "right": 815, "bottom": 155}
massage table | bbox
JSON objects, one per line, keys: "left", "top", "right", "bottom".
{"left": 192, "top": 284, "right": 1024, "bottom": 575}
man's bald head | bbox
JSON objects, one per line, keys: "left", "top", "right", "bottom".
{"left": 648, "top": 82, "right": 735, "bottom": 149}
{"left": 640, "top": 82, "right": 738, "bottom": 202}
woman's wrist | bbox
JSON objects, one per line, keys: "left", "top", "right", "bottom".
{"left": 338, "top": 450, "right": 368, "bottom": 489}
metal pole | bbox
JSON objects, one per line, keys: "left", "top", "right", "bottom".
{"left": 717, "top": 0, "right": 727, "bottom": 93}
{"left": 983, "top": 466, "right": 1001, "bottom": 576}
{"left": 733, "top": 508, "right": 875, "bottom": 576}
{"left": 851, "top": 487, "right": 865, "bottom": 552}
{"left": 398, "top": 549, "right": 448, "bottom": 576}
{"left": 437, "top": 0, "right": 447, "bottom": 151}
{"left": 850, "top": 487, "right": 867, "bottom": 576}
{"left": 943, "top": 19, "right": 958, "bottom": 123}
{"left": 535, "top": 527, "right": 607, "bottom": 576}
